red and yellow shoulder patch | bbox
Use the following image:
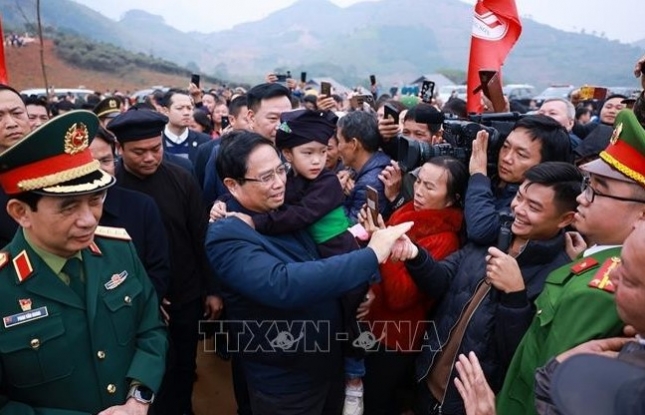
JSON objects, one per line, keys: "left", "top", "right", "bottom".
{"left": 570, "top": 257, "right": 599, "bottom": 275}
{"left": 12, "top": 250, "right": 34, "bottom": 283}
{"left": 94, "top": 226, "right": 131, "bottom": 241}
{"left": 588, "top": 257, "right": 621, "bottom": 293}
{"left": 0, "top": 252, "right": 9, "bottom": 269}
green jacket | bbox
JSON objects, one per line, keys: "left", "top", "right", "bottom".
{"left": 0, "top": 228, "right": 168, "bottom": 415}
{"left": 496, "top": 247, "right": 624, "bottom": 415}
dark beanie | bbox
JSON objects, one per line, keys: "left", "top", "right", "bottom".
{"left": 275, "top": 109, "right": 338, "bottom": 149}
{"left": 108, "top": 107, "right": 168, "bottom": 143}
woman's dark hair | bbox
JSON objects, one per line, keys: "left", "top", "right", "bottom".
{"left": 425, "top": 156, "right": 468, "bottom": 207}
{"left": 193, "top": 109, "right": 213, "bottom": 135}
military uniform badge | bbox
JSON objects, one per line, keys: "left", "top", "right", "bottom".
{"left": 588, "top": 257, "right": 621, "bottom": 293}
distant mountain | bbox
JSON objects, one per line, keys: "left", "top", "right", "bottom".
{"left": 2, "top": 0, "right": 643, "bottom": 89}
{"left": 634, "top": 38, "right": 645, "bottom": 50}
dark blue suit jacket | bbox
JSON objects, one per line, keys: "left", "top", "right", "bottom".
{"left": 205, "top": 199, "right": 379, "bottom": 395}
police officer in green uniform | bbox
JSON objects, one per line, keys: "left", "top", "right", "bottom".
{"left": 0, "top": 110, "right": 168, "bottom": 414}
{"left": 497, "top": 109, "right": 645, "bottom": 415}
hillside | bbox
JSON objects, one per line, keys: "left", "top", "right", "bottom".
{"left": 2, "top": 0, "right": 644, "bottom": 89}
{"left": 4, "top": 38, "right": 202, "bottom": 92}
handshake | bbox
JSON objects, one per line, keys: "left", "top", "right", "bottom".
{"left": 357, "top": 206, "right": 418, "bottom": 264}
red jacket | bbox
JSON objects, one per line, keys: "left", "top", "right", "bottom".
{"left": 366, "top": 202, "right": 463, "bottom": 352}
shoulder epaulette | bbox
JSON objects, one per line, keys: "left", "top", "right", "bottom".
{"left": 94, "top": 226, "right": 132, "bottom": 241}
{"left": 0, "top": 252, "right": 9, "bottom": 270}
{"left": 588, "top": 257, "right": 621, "bottom": 293}
{"left": 570, "top": 257, "right": 599, "bottom": 275}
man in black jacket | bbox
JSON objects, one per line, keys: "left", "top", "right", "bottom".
{"left": 0, "top": 84, "right": 32, "bottom": 246}
{"left": 109, "top": 108, "right": 220, "bottom": 415}
{"left": 393, "top": 162, "right": 581, "bottom": 415}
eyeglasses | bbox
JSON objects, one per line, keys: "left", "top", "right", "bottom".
{"left": 241, "top": 162, "right": 290, "bottom": 186}
{"left": 581, "top": 177, "right": 645, "bottom": 204}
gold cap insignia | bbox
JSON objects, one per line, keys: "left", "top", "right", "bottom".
{"left": 609, "top": 122, "right": 623, "bottom": 146}
{"left": 109, "top": 99, "right": 117, "bottom": 109}
{"left": 64, "top": 123, "right": 89, "bottom": 155}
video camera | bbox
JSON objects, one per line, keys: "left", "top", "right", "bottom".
{"left": 397, "top": 111, "right": 523, "bottom": 175}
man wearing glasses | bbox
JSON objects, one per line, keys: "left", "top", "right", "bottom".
{"left": 207, "top": 131, "right": 412, "bottom": 415}
{"left": 497, "top": 109, "right": 645, "bottom": 415}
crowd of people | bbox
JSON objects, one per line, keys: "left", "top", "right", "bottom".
{"left": 0, "top": 54, "right": 645, "bottom": 415}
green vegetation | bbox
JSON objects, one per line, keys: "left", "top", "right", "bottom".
{"left": 51, "top": 31, "right": 223, "bottom": 84}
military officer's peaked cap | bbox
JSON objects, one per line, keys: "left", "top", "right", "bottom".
{"left": 581, "top": 109, "right": 645, "bottom": 187}
{"left": 0, "top": 110, "right": 115, "bottom": 196}
{"left": 93, "top": 97, "right": 121, "bottom": 119}
{"left": 108, "top": 107, "right": 168, "bottom": 144}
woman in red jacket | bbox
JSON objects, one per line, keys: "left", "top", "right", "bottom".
{"left": 360, "top": 156, "right": 467, "bottom": 415}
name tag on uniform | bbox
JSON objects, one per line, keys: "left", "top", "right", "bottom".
{"left": 3, "top": 306, "right": 49, "bottom": 329}
{"left": 104, "top": 271, "right": 128, "bottom": 290}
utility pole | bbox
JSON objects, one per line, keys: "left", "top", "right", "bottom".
{"left": 36, "top": 0, "right": 49, "bottom": 94}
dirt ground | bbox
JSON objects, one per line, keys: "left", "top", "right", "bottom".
{"left": 192, "top": 340, "right": 238, "bottom": 415}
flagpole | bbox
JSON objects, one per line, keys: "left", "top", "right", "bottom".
{"left": 0, "top": 15, "right": 8, "bottom": 84}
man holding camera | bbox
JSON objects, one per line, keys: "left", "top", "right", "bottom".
{"left": 465, "top": 114, "right": 572, "bottom": 245}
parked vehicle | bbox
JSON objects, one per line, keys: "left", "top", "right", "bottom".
{"left": 20, "top": 88, "right": 95, "bottom": 101}
{"left": 533, "top": 85, "right": 576, "bottom": 107}
{"left": 503, "top": 84, "right": 535, "bottom": 107}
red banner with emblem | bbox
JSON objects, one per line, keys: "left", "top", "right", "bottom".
{"left": 0, "top": 15, "right": 8, "bottom": 84}
{"left": 466, "top": 0, "right": 522, "bottom": 114}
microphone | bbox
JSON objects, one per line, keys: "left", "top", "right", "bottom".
{"left": 497, "top": 211, "right": 514, "bottom": 252}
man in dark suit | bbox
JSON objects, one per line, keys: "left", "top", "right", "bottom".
{"left": 0, "top": 84, "right": 32, "bottom": 247}
{"left": 160, "top": 89, "right": 211, "bottom": 165}
{"left": 207, "top": 131, "right": 412, "bottom": 415}
{"left": 109, "top": 108, "right": 220, "bottom": 415}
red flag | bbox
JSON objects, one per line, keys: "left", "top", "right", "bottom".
{"left": 0, "top": 16, "right": 8, "bottom": 84}
{"left": 466, "top": 0, "right": 522, "bottom": 114}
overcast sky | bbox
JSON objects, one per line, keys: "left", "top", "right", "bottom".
{"left": 72, "top": 0, "right": 645, "bottom": 43}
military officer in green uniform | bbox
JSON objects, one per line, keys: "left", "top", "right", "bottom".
{"left": 496, "top": 109, "right": 645, "bottom": 415}
{"left": 0, "top": 111, "right": 168, "bottom": 414}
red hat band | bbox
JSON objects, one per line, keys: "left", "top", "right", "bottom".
{"left": 0, "top": 148, "right": 98, "bottom": 195}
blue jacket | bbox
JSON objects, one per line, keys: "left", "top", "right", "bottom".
{"left": 162, "top": 129, "right": 211, "bottom": 166}
{"left": 405, "top": 233, "right": 570, "bottom": 414}
{"left": 464, "top": 173, "right": 519, "bottom": 245}
{"left": 202, "top": 143, "right": 229, "bottom": 205}
{"left": 205, "top": 199, "right": 379, "bottom": 395}
{"left": 344, "top": 151, "right": 391, "bottom": 223}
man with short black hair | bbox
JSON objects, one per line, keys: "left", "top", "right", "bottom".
{"left": 0, "top": 84, "right": 32, "bottom": 246}
{"left": 202, "top": 84, "right": 292, "bottom": 204}
{"left": 160, "top": 89, "right": 211, "bottom": 165}
{"left": 398, "top": 161, "right": 581, "bottom": 415}
{"left": 207, "top": 131, "right": 411, "bottom": 415}
{"left": 109, "top": 108, "right": 219, "bottom": 415}
{"left": 465, "top": 114, "right": 573, "bottom": 246}
{"left": 23, "top": 95, "right": 50, "bottom": 129}
{"left": 497, "top": 110, "right": 645, "bottom": 415}
{"left": 336, "top": 111, "right": 391, "bottom": 222}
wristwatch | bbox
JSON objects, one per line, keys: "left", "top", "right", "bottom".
{"left": 127, "top": 384, "right": 155, "bottom": 404}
